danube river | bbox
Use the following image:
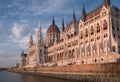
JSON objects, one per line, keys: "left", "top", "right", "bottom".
{"left": 0, "top": 71, "right": 79, "bottom": 82}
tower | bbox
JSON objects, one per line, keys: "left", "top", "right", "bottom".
{"left": 72, "top": 9, "right": 76, "bottom": 23}
{"left": 36, "top": 20, "right": 43, "bottom": 46}
{"left": 36, "top": 20, "right": 45, "bottom": 65}
{"left": 81, "top": 3, "right": 86, "bottom": 22}
{"left": 62, "top": 17, "right": 65, "bottom": 32}
{"left": 28, "top": 30, "right": 33, "bottom": 48}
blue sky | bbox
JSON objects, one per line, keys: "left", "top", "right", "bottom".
{"left": 0, "top": 0, "right": 120, "bottom": 68}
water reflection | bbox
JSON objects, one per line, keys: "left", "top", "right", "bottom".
{"left": 0, "top": 71, "right": 78, "bottom": 82}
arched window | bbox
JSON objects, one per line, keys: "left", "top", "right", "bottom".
{"left": 91, "top": 26, "right": 94, "bottom": 35}
{"left": 112, "top": 46, "right": 116, "bottom": 52}
{"left": 97, "top": 23, "right": 100, "bottom": 33}
{"left": 103, "top": 20, "right": 108, "bottom": 30}
{"left": 80, "top": 31, "right": 83, "bottom": 39}
{"left": 112, "top": 19, "right": 115, "bottom": 30}
{"left": 85, "top": 29, "right": 88, "bottom": 37}
{"left": 95, "top": 59, "right": 97, "bottom": 62}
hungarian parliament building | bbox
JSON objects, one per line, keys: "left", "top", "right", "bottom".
{"left": 20, "top": 0, "right": 120, "bottom": 68}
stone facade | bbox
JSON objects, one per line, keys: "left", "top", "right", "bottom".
{"left": 20, "top": 0, "right": 120, "bottom": 68}
{"left": 19, "top": 52, "right": 27, "bottom": 68}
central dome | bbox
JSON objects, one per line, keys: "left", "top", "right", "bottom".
{"left": 47, "top": 17, "right": 60, "bottom": 34}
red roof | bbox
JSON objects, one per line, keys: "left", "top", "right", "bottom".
{"left": 47, "top": 24, "right": 60, "bottom": 34}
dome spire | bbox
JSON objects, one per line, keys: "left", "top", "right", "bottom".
{"left": 62, "top": 17, "right": 65, "bottom": 32}
{"left": 38, "top": 18, "right": 41, "bottom": 28}
{"left": 81, "top": 3, "right": 86, "bottom": 22}
{"left": 52, "top": 16, "right": 55, "bottom": 24}
{"left": 72, "top": 9, "right": 76, "bottom": 23}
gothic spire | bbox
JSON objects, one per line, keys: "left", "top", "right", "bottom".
{"left": 37, "top": 20, "right": 42, "bottom": 37}
{"left": 104, "top": 0, "right": 111, "bottom": 7}
{"left": 62, "top": 17, "right": 65, "bottom": 32}
{"left": 36, "top": 19, "right": 43, "bottom": 46}
{"left": 72, "top": 9, "right": 76, "bottom": 23}
{"left": 21, "top": 51, "right": 24, "bottom": 56}
{"left": 81, "top": 3, "right": 86, "bottom": 22}
{"left": 52, "top": 16, "right": 55, "bottom": 24}
{"left": 29, "top": 29, "right": 33, "bottom": 47}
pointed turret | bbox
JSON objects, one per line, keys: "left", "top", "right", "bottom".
{"left": 21, "top": 51, "right": 24, "bottom": 56}
{"left": 81, "top": 3, "right": 86, "bottom": 22}
{"left": 35, "top": 19, "right": 45, "bottom": 65}
{"left": 37, "top": 20, "right": 42, "bottom": 37}
{"left": 36, "top": 20, "right": 43, "bottom": 46}
{"left": 104, "top": 0, "right": 111, "bottom": 7}
{"left": 52, "top": 16, "right": 55, "bottom": 25}
{"left": 72, "top": 9, "right": 76, "bottom": 23}
{"left": 62, "top": 17, "right": 65, "bottom": 32}
{"left": 28, "top": 29, "right": 33, "bottom": 48}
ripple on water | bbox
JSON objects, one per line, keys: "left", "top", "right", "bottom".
{"left": 0, "top": 71, "right": 79, "bottom": 82}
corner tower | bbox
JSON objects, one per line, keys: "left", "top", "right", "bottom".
{"left": 28, "top": 30, "right": 33, "bottom": 48}
{"left": 36, "top": 20, "right": 45, "bottom": 65}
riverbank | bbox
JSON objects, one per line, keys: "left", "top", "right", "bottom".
{"left": 10, "top": 71, "right": 120, "bottom": 82}
{"left": 10, "top": 62, "right": 120, "bottom": 82}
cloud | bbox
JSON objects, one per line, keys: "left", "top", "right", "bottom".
{"left": 12, "top": 23, "right": 29, "bottom": 38}
{"left": 10, "top": 21, "right": 29, "bottom": 49}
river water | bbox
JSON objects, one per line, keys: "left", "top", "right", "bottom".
{"left": 0, "top": 71, "right": 79, "bottom": 82}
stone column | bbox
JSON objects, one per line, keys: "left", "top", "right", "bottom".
{"left": 91, "top": 46, "right": 93, "bottom": 57}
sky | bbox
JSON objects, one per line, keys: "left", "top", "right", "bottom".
{"left": 0, "top": 0, "right": 120, "bottom": 68}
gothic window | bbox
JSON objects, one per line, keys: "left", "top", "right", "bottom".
{"left": 101, "top": 58, "right": 103, "bottom": 61}
{"left": 80, "top": 31, "right": 83, "bottom": 39}
{"left": 88, "top": 50, "right": 91, "bottom": 56}
{"left": 112, "top": 46, "right": 116, "bottom": 52}
{"left": 97, "top": 23, "right": 100, "bottom": 33}
{"left": 94, "top": 59, "right": 97, "bottom": 62}
{"left": 104, "top": 33, "right": 108, "bottom": 38}
{"left": 117, "top": 21, "right": 119, "bottom": 31}
{"left": 85, "top": 29, "right": 88, "bottom": 37}
{"left": 81, "top": 42, "right": 83, "bottom": 45}
{"left": 112, "top": 19, "right": 115, "bottom": 30}
{"left": 91, "top": 38, "right": 94, "bottom": 42}
{"left": 117, "top": 27, "right": 119, "bottom": 31}
{"left": 91, "top": 26, "right": 94, "bottom": 35}
{"left": 103, "top": 20, "right": 108, "bottom": 30}
{"left": 119, "top": 47, "right": 120, "bottom": 54}
{"left": 118, "top": 35, "right": 120, "bottom": 39}
{"left": 97, "top": 36, "right": 100, "bottom": 40}
{"left": 113, "top": 33, "right": 116, "bottom": 38}
{"left": 85, "top": 40, "right": 88, "bottom": 43}
{"left": 82, "top": 61, "right": 84, "bottom": 64}
{"left": 72, "top": 49, "right": 75, "bottom": 58}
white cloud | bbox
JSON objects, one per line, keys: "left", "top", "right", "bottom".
{"left": 10, "top": 22, "right": 30, "bottom": 49}
{"left": 12, "top": 23, "right": 29, "bottom": 38}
